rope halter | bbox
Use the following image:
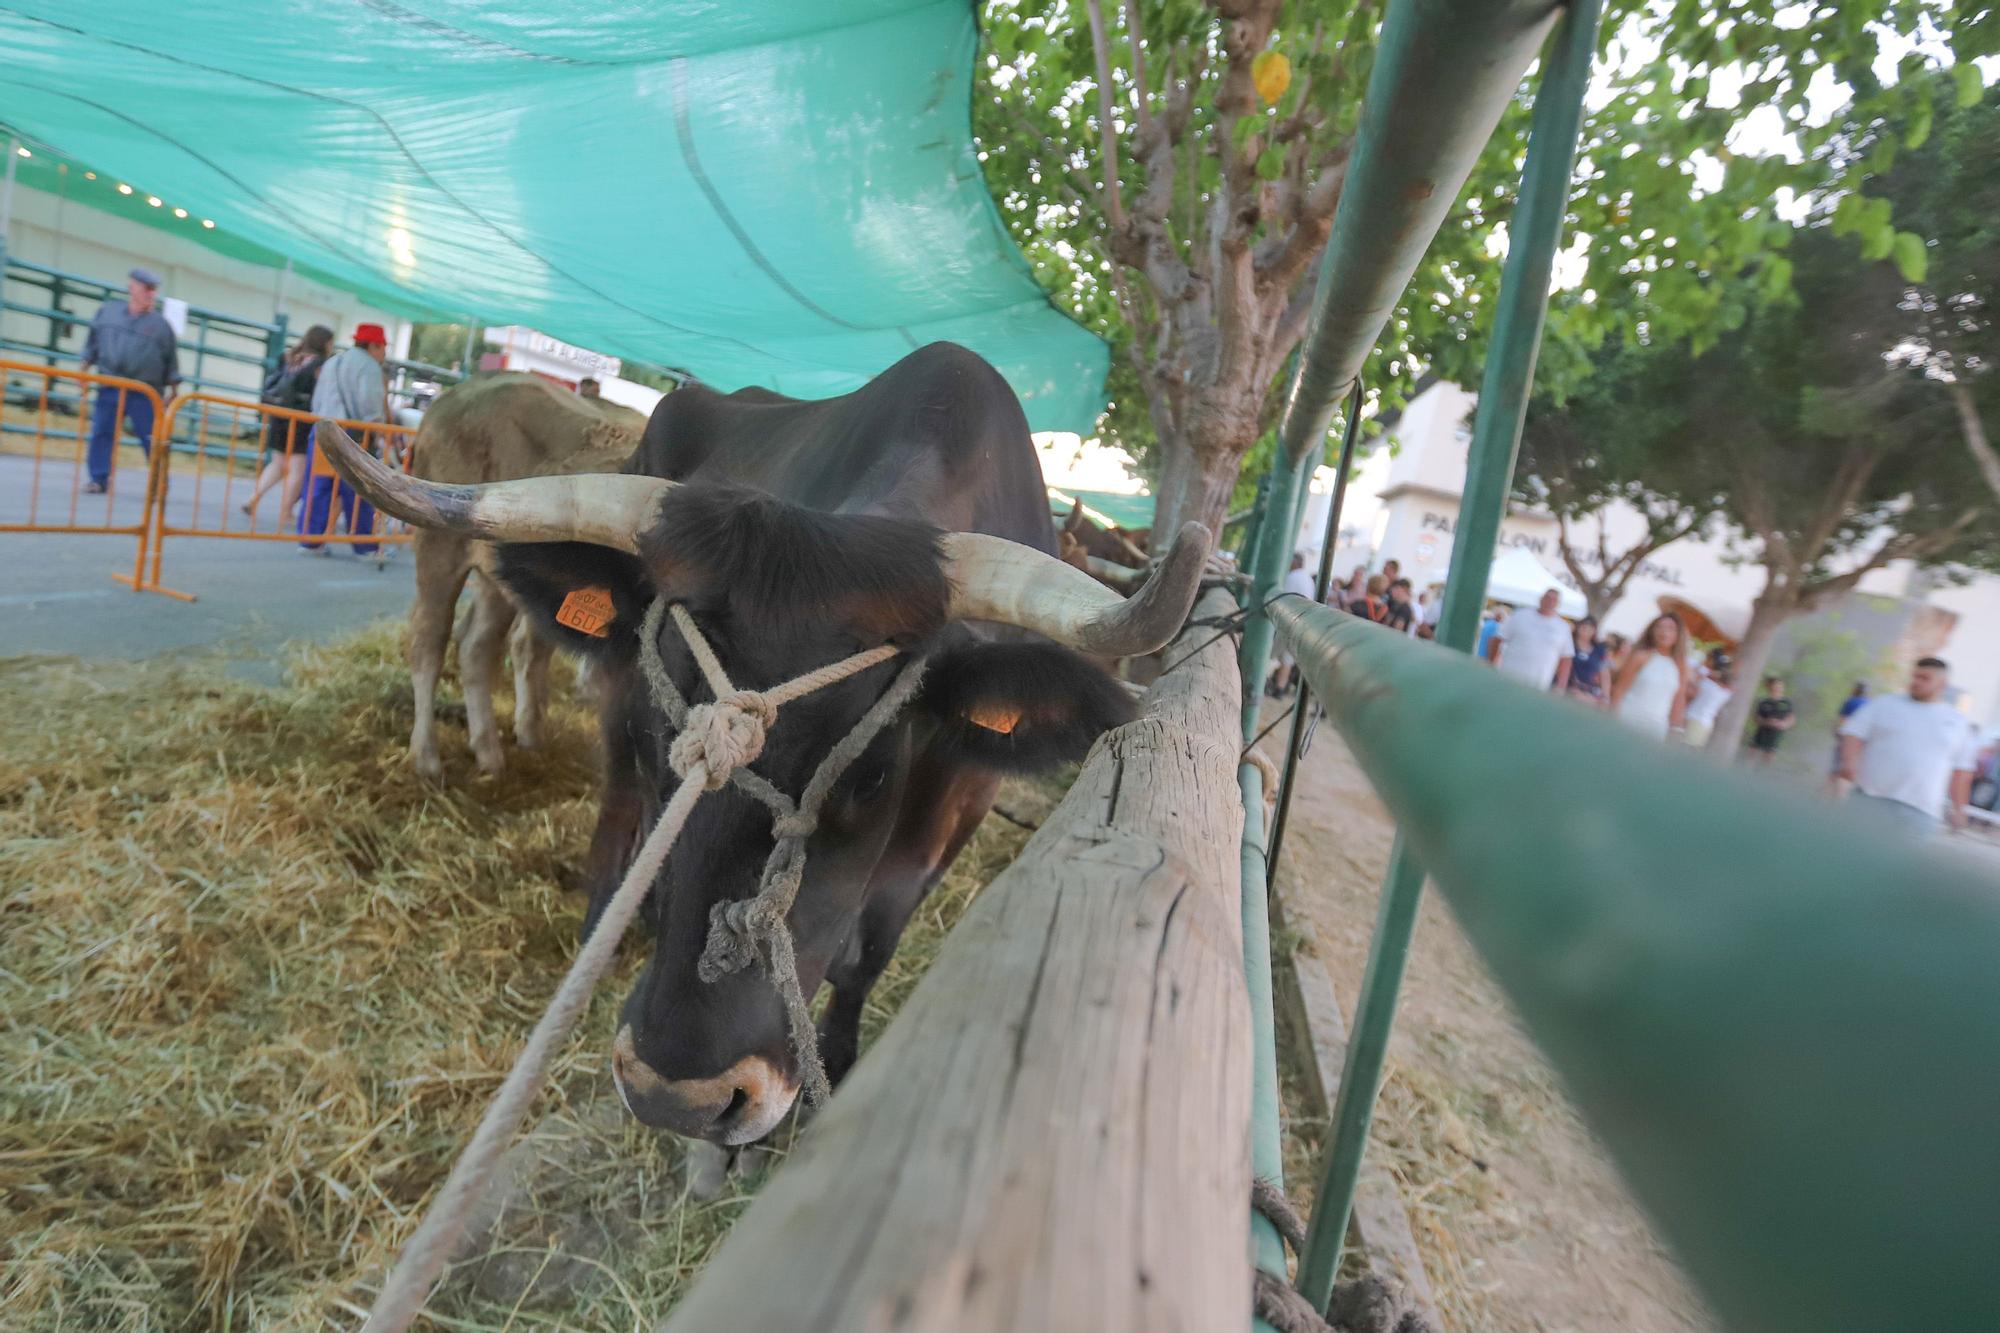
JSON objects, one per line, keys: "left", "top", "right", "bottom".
{"left": 640, "top": 599, "right": 929, "bottom": 1104}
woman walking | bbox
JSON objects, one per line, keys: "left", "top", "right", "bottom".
{"left": 1610, "top": 612, "right": 1689, "bottom": 740}
{"left": 1566, "top": 615, "right": 1610, "bottom": 705}
{"left": 243, "top": 324, "right": 336, "bottom": 520}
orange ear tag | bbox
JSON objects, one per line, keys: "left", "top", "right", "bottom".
{"left": 967, "top": 702, "right": 1022, "bottom": 734}
{"left": 555, "top": 586, "right": 617, "bottom": 638}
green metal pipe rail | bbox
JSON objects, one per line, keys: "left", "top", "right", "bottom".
{"left": 1270, "top": 594, "right": 2000, "bottom": 1331}
{"left": 1271, "top": 0, "right": 1562, "bottom": 470}
{"left": 1232, "top": 0, "right": 1603, "bottom": 1322}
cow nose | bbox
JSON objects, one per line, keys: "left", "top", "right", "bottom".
{"left": 610, "top": 1025, "right": 797, "bottom": 1146}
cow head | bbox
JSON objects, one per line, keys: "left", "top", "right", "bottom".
{"left": 312, "top": 423, "right": 1210, "bottom": 1144}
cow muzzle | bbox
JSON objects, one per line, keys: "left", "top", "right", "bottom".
{"left": 610, "top": 1025, "right": 797, "bottom": 1146}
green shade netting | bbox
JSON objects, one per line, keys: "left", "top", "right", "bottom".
{"left": 0, "top": 1, "right": 1107, "bottom": 432}
{"left": 1048, "top": 486, "right": 1155, "bottom": 532}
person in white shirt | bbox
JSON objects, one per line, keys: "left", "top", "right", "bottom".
{"left": 1418, "top": 585, "right": 1444, "bottom": 640}
{"left": 1485, "top": 588, "right": 1572, "bottom": 692}
{"left": 1683, "top": 653, "right": 1733, "bottom": 747}
{"left": 1838, "top": 657, "right": 1979, "bottom": 831}
{"left": 1840, "top": 656, "right": 1984, "bottom": 832}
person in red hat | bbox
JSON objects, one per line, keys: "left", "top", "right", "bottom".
{"left": 300, "top": 322, "right": 391, "bottom": 554}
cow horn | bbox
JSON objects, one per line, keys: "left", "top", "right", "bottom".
{"left": 941, "top": 521, "right": 1213, "bottom": 657}
{"left": 313, "top": 420, "right": 672, "bottom": 553}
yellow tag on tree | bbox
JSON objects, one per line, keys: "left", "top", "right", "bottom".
{"left": 556, "top": 586, "right": 617, "bottom": 638}
{"left": 1252, "top": 51, "right": 1291, "bottom": 105}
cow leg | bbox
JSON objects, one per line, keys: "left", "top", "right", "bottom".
{"left": 579, "top": 785, "right": 643, "bottom": 938}
{"left": 509, "top": 613, "right": 551, "bottom": 750}
{"left": 460, "top": 574, "right": 514, "bottom": 776}
{"left": 818, "top": 768, "right": 1001, "bottom": 1085}
{"left": 408, "top": 533, "right": 471, "bottom": 780}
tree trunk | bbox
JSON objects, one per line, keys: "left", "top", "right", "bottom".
{"left": 1179, "top": 449, "right": 1243, "bottom": 546}
{"left": 1706, "top": 593, "right": 1792, "bottom": 760}
{"left": 1151, "top": 430, "right": 1196, "bottom": 541}
{"left": 1583, "top": 585, "right": 1615, "bottom": 624}
{"left": 1949, "top": 379, "right": 2000, "bottom": 505}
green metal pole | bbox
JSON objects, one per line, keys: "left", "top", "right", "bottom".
{"left": 1294, "top": 0, "right": 1603, "bottom": 1310}
{"left": 46, "top": 274, "right": 64, "bottom": 369}
{"left": 1433, "top": 2, "right": 1600, "bottom": 653}
{"left": 1237, "top": 446, "right": 1313, "bottom": 737}
{"left": 266, "top": 312, "right": 290, "bottom": 380}
{"left": 1239, "top": 760, "right": 1289, "bottom": 1297}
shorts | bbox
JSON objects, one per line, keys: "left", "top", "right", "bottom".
{"left": 1684, "top": 717, "right": 1712, "bottom": 747}
{"left": 1749, "top": 729, "right": 1783, "bottom": 752}
{"left": 1852, "top": 793, "right": 1939, "bottom": 833}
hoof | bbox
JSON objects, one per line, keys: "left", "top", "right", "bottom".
{"left": 412, "top": 746, "right": 444, "bottom": 781}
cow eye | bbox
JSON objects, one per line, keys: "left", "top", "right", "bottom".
{"left": 849, "top": 766, "right": 889, "bottom": 802}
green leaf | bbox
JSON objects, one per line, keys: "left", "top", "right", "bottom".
{"left": 1255, "top": 142, "right": 1287, "bottom": 181}
{"left": 1904, "top": 98, "right": 1933, "bottom": 149}
{"left": 1954, "top": 63, "right": 1982, "bottom": 109}
{"left": 1860, "top": 220, "right": 1895, "bottom": 261}
{"left": 1891, "top": 231, "right": 1928, "bottom": 284}
{"left": 1760, "top": 255, "right": 1794, "bottom": 299}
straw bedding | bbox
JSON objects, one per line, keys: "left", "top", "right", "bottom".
{"left": 0, "top": 625, "right": 1043, "bottom": 1330}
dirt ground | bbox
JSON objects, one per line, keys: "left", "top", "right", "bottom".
{"left": 1259, "top": 711, "right": 1712, "bottom": 1333}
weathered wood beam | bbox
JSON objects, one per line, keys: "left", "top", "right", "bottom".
{"left": 656, "top": 591, "right": 1252, "bottom": 1331}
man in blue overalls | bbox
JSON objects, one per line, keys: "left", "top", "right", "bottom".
{"left": 300, "top": 323, "right": 389, "bottom": 554}
{"left": 78, "top": 267, "right": 180, "bottom": 494}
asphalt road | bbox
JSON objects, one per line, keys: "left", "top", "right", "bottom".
{"left": 1, "top": 453, "right": 413, "bottom": 683}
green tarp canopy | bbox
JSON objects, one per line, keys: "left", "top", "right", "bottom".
{"left": 1049, "top": 486, "right": 1155, "bottom": 532}
{"left": 0, "top": 1, "right": 1108, "bottom": 432}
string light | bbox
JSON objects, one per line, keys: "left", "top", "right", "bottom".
{"left": 146, "top": 195, "right": 162, "bottom": 207}
{"left": 173, "top": 207, "right": 187, "bottom": 219}
{"left": 84, "top": 171, "right": 96, "bottom": 180}
{"left": 14, "top": 146, "right": 29, "bottom": 158}
{"left": 201, "top": 219, "right": 216, "bottom": 229}
{"left": 117, "top": 183, "right": 132, "bottom": 194}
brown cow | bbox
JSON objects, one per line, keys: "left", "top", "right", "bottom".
{"left": 405, "top": 374, "right": 645, "bottom": 777}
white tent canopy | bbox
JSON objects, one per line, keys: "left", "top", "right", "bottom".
{"left": 1486, "top": 546, "right": 1588, "bottom": 618}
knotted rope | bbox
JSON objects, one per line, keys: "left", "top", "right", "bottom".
{"left": 363, "top": 598, "right": 922, "bottom": 1333}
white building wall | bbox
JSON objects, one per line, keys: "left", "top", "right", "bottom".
{"left": 2, "top": 182, "right": 404, "bottom": 399}
{"left": 1922, "top": 576, "right": 2000, "bottom": 736}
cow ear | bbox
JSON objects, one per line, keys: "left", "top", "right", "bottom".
{"left": 495, "top": 542, "right": 653, "bottom": 659}
{"left": 919, "top": 640, "right": 1135, "bottom": 772}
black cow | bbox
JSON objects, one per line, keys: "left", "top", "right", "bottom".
{"left": 317, "top": 342, "right": 1207, "bottom": 1146}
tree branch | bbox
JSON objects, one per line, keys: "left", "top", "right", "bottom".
{"left": 1797, "top": 507, "right": 1984, "bottom": 611}
{"left": 1122, "top": 0, "right": 1158, "bottom": 150}
{"left": 1255, "top": 149, "right": 1351, "bottom": 295}
{"left": 1950, "top": 377, "right": 2000, "bottom": 504}
{"left": 1085, "top": 0, "right": 1127, "bottom": 234}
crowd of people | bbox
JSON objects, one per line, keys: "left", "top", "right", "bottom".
{"left": 1276, "top": 552, "right": 1986, "bottom": 834}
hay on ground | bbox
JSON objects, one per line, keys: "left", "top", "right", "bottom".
{"left": 0, "top": 624, "right": 1040, "bottom": 1330}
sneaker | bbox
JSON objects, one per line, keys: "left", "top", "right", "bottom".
{"left": 84, "top": 481, "right": 108, "bottom": 495}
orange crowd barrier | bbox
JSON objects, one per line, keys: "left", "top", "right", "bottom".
{"left": 0, "top": 357, "right": 172, "bottom": 594}
{"left": 129, "top": 393, "right": 419, "bottom": 600}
